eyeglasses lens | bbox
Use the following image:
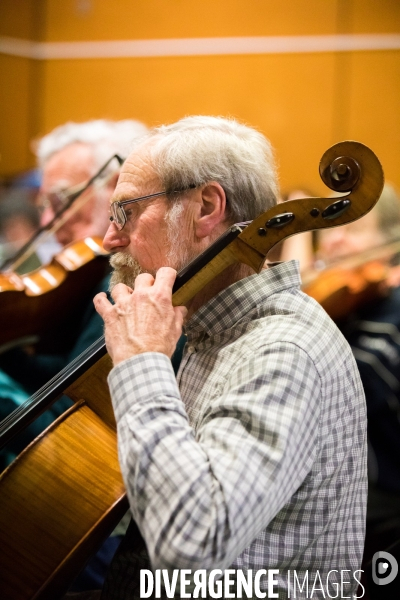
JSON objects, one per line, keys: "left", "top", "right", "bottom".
{"left": 111, "top": 203, "right": 126, "bottom": 230}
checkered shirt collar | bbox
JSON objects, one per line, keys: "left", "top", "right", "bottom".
{"left": 184, "top": 259, "right": 302, "bottom": 342}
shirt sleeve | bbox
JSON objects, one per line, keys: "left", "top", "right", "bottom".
{"left": 108, "top": 343, "right": 322, "bottom": 571}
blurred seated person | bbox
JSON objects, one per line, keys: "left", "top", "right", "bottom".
{"left": 0, "top": 119, "right": 148, "bottom": 457}
{"left": 282, "top": 184, "right": 400, "bottom": 571}
{"left": 36, "top": 119, "right": 149, "bottom": 247}
{"left": 0, "top": 191, "right": 41, "bottom": 272}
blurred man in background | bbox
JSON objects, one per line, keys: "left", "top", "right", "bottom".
{"left": 36, "top": 120, "right": 147, "bottom": 247}
{"left": 1, "top": 118, "right": 148, "bottom": 398}
{"left": 0, "top": 117, "right": 148, "bottom": 446}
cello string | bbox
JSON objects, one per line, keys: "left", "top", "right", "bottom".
{"left": 0, "top": 335, "right": 106, "bottom": 449}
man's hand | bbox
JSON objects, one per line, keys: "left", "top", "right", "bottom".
{"left": 94, "top": 267, "right": 187, "bottom": 366}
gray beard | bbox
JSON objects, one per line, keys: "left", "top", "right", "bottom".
{"left": 108, "top": 202, "right": 195, "bottom": 292}
{"left": 108, "top": 246, "right": 195, "bottom": 292}
{"left": 109, "top": 252, "right": 144, "bottom": 291}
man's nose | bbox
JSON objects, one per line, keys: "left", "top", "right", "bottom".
{"left": 103, "top": 222, "right": 130, "bottom": 252}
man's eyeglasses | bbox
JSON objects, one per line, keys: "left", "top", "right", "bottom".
{"left": 37, "top": 188, "right": 82, "bottom": 214}
{"left": 37, "top": 153, "right": 125, "bottom": 216}
{"left": 109, "top": 186, "right": 196, "bottom": 231}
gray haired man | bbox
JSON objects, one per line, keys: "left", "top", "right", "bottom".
{"left": 94, "top": 116, "right": 367, "bottom": 599}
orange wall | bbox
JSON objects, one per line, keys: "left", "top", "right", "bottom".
{"left": 42, "top": 0, "right": 399, "bottom": 40}
{"left": 1, "top": 0, "right": 399, "bottom": 196}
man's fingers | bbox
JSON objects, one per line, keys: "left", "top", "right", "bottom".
{"left": 93, "top": 292, "right": 112, "bottom": 318}
{"left": 174, "top": 306, "right": 188, "bottom": 322}
{"left": 133, "top": 273, "right": 155, "bottom": 290}
{"left": 153, "top": 267, "right": 177, "bottom": 292}
{"left": 111, "top": 282, "right": 134, "bottom": 302}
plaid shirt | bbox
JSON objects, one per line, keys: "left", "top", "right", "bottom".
{"left": 108, "top": 261, "right": 367, "bottom": 598}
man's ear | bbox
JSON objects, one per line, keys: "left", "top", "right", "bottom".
{"left": 194, "top": 182, "right": 227, "bottom": 239}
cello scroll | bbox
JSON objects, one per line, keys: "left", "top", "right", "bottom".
{"left": 172, "top": 141, "right": 385, "bottom": 306}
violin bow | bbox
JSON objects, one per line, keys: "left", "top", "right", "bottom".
{"left": 0, "top": 140, "right": 384, "bottom": 447}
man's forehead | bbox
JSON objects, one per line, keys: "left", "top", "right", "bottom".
{"left": 41, "top": 144, "right": 94, "bottom": 193}
{"left": 111, "top": 145, "right": 160, "bottom": 204}
{"left": 44, "top": 143, "right": 94, "bottom": 176}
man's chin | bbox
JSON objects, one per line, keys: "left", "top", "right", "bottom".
{"left": 109, "top": 253, "right": 144, "bottom": 291}
{"left": 108, "top": 247, "right": 195, "bottom": 292}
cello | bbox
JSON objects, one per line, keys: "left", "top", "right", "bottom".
{"left": 0, "top": 141, "right": 384, "bottom": 599}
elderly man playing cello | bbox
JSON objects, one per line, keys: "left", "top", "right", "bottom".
{"left": 94, "top": 116, "right": 367, "bottom": 599}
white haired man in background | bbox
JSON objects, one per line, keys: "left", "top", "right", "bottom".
{"left": 36, "top": 119, "right": 148, "bottom": 248}
{"left": 0, "top": 117, "right": 149, "bottom": 593}
{"left": 0, "top": 118, "right": 147, "bottom": 445}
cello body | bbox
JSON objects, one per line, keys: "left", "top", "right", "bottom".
{"left": 0, "top": 354, "right": 128, "bottom": 600}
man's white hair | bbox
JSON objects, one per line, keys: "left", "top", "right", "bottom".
{"left": 140, "top": 116, "right": 279, "bottom": 223}
{"left": 36, "top": 119, "right": 148, "bottom": 170}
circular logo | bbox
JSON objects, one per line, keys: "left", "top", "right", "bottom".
{"left": 372, "top": 551, "right": 399, "bottom": 586}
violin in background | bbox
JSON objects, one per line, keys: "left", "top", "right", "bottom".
{"left": 0, "top": 154, "right": 122, "bottom": 353}
{"left": 302, "top": 241, "right": 400, "bottom": 322}
{"left": 0, "top": 236, "right": 109, "bottom": 352}
{"left": 280, "top": 183, "right": 400, "bottom": 322}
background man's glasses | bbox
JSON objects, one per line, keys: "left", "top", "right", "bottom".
{"left": 37, "top": 189, "right": 79, "bottom": 214}
{"left": 37, "top": 154, "right": 125, "bottom": 216}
